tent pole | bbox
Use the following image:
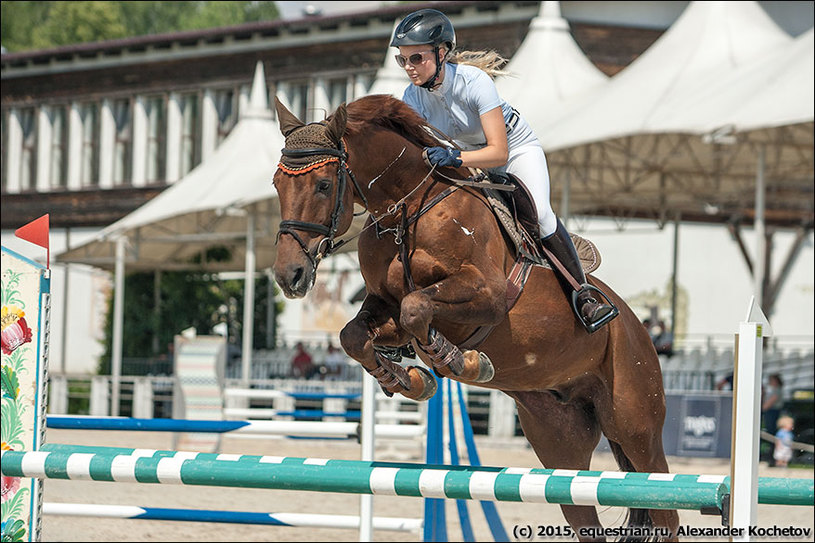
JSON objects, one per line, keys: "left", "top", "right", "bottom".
{"left": 111, "top": 235, "right": 126, "bottom": 417}
{"left": 241, "top": 211, "right": 256, "bottom": 385}
{"left": 560, "top": 169, "right": 571, "bottom": 228}
{"left": 670, "top": 213, "right": 680, "bottom": 337}
{"left": 60, "top": 227, "right": 71, "bottom": 374}
{"left": 754, "top": 147, "right": 766, "bottom": 313}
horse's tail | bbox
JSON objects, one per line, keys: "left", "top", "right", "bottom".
{"left": 607, "top": 440, "right": 662, "bottom": 542}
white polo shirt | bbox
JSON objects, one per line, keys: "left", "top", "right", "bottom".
{"left": 402, "top": 62, "right": 538, "bottom": 151}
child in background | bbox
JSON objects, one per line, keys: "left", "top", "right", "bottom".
{"left": 773, "top": 415, "right": 795, "bottom": 467}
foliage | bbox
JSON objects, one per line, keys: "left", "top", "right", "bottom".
{"left": 1, "top": 1, "right": 280, "bottom": 52}
{"left": 97, "top": 264, "right": 283, "bottom": 375}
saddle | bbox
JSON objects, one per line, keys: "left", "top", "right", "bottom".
{"left": 479, "top": 171, "right": 601, "bottom": 274}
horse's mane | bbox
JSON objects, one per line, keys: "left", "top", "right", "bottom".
{"left": 346, "top": 95, "right": 440, "bottom": 149}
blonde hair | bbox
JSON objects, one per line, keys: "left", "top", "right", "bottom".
{"left": 446, "top": 49, "right": 510, "bottom": 80}
{"left": 777, "top": 415, "right": 795, "bottom": 429}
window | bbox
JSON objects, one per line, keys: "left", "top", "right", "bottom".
{"left": 112, "top": 98, "right": 132, "bottom": 185}
{"left": 145, "top": 96, "right": 166, "bottom": 183}
{"left": 178, "top": 92, "right": 200, "bottom": 176}
{"left": 215, "top": 88, "right": 238, "bottom": 145}
{"left": 79, "top": 102, "right": 100, "bottom": 186}
{"left": 327, "top": 77, "right": 348, "bottom": 112}
{"left": 50, "top": 105, "right": 68, "bottom": 189}
{"left": 288, "top": 81, "right": 310, "bottom": 123}
{"left": 19, "top": 108, "right": 37, "bottom": 191}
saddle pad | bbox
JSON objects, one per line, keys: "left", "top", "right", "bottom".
{"left": 484, "top": 186, "right": 601, "bottom": 274}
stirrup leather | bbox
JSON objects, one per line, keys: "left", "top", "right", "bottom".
{"left": 571, "top": 284, "right": 619, "bottom": 334}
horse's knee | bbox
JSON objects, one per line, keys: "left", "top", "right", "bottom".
{"left": 399, "top": 292, "right": 433, "bottom": 342}
{"left": 339, "top": 318, "right": 369, "bottom": 361}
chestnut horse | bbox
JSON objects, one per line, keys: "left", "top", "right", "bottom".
{"left": 272, "top": 94, "right": 678, "bottom": 541}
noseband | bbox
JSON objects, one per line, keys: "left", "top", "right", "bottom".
{"left": 278, "top": 139, "right": 366, "bottom": 270}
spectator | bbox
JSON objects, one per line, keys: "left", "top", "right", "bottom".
{"left": 762, "top": 373, "right": 784, "bottom": 437}
{"left": 322, "top": 343, "right": 346, "bottom": 380}
{"left": 715, "top": 373, "right": 734, "bottom": 391}
{"left": 643, "top": 318, "right": 673, "bottom": 357}
{"left": 290, "top": 342, "right": 317, "bottom": 379}
{"left": 773, "top": 415, "right": 795, "bottom": 468}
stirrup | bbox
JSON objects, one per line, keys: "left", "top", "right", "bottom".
{"left": 571, "top": 284, "right": 619, "bottom": 334}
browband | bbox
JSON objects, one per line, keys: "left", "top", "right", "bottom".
{"left": 281, "top": 147, "right": 347, "bottom": 159}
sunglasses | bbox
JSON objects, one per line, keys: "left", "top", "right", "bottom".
{"left": 394, "top": 51, "right": 435, "bottom": 68}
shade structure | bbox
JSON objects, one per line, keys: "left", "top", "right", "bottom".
{"left": 496, "top": 1, "right": 609, "bottom": 129}
{"left": 528, "top": 1, "right": 812, "bottom": 229}
{"left": 651, "top": 28, "right": 814, "bottom": 134}
{"left": 540, "top": 0, "right": 792, "bottom": 150}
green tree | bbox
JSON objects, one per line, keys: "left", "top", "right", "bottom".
{"left": 33, "top": 1, "right": 128, "bottom": 50}
{"left": 98, "top": 268, "right": 283, "bottom": 375}
{"left": 1, "top": 1, "right": 51, "bottom": 52}
{"left": 1, "top": 1, "right": 280, "bottom": 52}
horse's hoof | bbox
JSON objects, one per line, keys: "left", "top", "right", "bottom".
{"left": 406, "top": 365, "right": 437, "bottom": 401}
{"left": 464, "top": 350, "right": 494, "bottom": 383}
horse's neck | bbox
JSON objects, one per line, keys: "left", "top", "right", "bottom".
{"left": 349, "top": 132, "right": 428, "bottom": 216}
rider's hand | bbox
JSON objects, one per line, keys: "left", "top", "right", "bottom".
{"left": 423, "top": 146, "right": 462, "bottom": 168}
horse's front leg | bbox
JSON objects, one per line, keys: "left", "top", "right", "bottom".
{"left": 339, "top": 293, "right": 437, "bottom": 401}
{"left": 400, "top": 264, "right": 504, "bottom": 382}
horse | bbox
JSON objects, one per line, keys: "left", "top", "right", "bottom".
{"left": 271, "top": 94, "right": 679, "bottom": 541}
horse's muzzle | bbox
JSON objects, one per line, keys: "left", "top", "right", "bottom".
{"left": 274, "top": 262, "right": 315, "bottom": 299}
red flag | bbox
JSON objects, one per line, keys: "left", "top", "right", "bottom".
{"left": 15, "top": 214, "right": 50, "bottom": 268}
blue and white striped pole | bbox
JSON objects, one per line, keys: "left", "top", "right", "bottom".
{"left": 43, "top": 503, "right": 422, "bottom": 532}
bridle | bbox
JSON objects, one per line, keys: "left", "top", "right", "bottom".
{"left": 277, "top": 138, "right": 368, "bottom": 271}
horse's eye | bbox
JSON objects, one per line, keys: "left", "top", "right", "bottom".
{"left": 316, "top": 179, "right": 332, "bottom": 194}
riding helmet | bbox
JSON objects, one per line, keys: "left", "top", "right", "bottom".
{"left": 390, "top": 9, "right": 456, "bottom": 52}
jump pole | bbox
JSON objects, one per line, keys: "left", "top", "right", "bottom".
{"left": 2, "top": 443, "right": 735, "bottom": 511}
{"left": 730, "top": 296, "right": 772, "bottom": 539}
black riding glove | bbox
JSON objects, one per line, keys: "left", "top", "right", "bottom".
{"left": 423, "top": 146, "right": 462, "bottom": 168}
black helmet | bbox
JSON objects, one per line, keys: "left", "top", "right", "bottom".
{"left": 390, "top": 9, "right": 456, "bottom": 52}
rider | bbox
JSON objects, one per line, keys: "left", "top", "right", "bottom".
{"left": 390, "top": 8, "right": 618, "bottom": 333}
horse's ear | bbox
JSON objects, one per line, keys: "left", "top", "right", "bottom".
{"left": 275, "top": 96, "right": 305, "bottom": 137}
{"left": 325, "top": 103, "right": 347, "bottom": 145}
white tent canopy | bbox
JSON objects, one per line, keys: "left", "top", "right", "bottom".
{"left": 58, "top": 61, "right": 284, "bottom": 272}
{"left": 540, "top": 0, "right": 793, "bottom": 150}
{"left": 496, "top": 1, "right": 609, "bottom": 128}
{"left": 651, "top": 28, "right": 814, "bottom": 134}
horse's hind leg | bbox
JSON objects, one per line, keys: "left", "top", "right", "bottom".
{"left": 508, "top": 391, "right": 607, "bottom": 543}
{"left": 597, "top": 374, "right": 680, "bottom": 540}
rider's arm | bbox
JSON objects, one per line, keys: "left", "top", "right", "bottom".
{"left": 459, "top": 106, "right": 509, "bottom": 169}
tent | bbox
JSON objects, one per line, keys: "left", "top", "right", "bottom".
{"left": 539, "top": 0, "right": 792, "bottom": 149}
{"left": 531, "top": 1, "right": 811, "bottom": 321}
{"left": 496, "top": 1, "right": 609, "bottom": 129}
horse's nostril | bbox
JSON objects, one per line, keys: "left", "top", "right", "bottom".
{"left": 292, "top": 266, "right": 304, "bottom": 287}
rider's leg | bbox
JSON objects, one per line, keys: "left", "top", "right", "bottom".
{"left": 503, "top": 143, "right": 617, "bottom": 332}
{"left": 541, "top": 218, "right": 618, "bottom": 331}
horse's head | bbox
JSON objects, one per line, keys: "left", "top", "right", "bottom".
{"left": 272, "top": 97, "right": 356, "bottom": 298}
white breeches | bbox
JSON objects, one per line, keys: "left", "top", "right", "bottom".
{"left": 491, "top": 142, "right": 558, "bottom": 237}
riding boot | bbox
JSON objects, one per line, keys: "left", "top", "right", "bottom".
{"left": 540, "top": 219, "right": 619, "bottom": 333}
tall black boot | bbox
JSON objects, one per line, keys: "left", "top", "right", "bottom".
{"left": 540, "top": 219, "right": 619, "bottom": 333}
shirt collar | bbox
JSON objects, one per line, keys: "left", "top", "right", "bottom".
{"left": 433, "top": 62, "right": 455, "bottom": 95}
